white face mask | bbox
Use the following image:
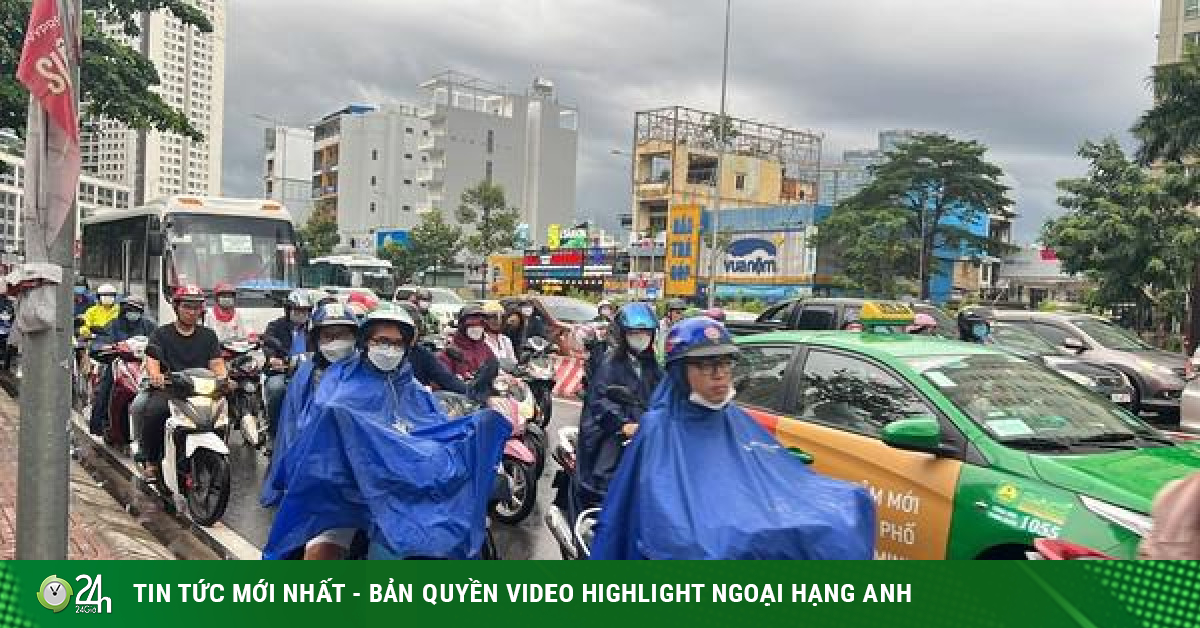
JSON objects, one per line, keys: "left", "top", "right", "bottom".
{"left": 627, "top": 332, "right": 652, "bottom": 353}
{"left": 689, "top": 388, "right": 736, "bottom": 411}
{"left": 99, "top": 295, "right": 116, "bottom": 306}
{"left": 520, "top": 307, "right": 534, "bottom": 317}
{"left": 319, "top": 338, "right": 355, "bottom": 363}
{"left": 125, "top": 311, "right": 142, "bottom": 323}
{"left": 368, "top": 346, "right": 406, "bottom": 372}
{"left": 466, "top": 326, "right": 485, "bottom": 341}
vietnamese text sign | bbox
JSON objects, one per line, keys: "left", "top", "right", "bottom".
{"left": 664, "top": 204, "right": 700, "bottom": 297}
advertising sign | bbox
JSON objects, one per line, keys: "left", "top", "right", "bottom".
{"left": 375, "top": 229, "right": 410, "bottom": 252}
{"left": 547, "top": 224, "right": 561, "bottom": 250}
{"left": 701, "top": 230, "right": 815, "bottom": 284}
{"left": 664, "top": 204, "right": 701, "bottom": 297}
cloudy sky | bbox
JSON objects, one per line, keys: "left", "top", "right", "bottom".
{"left": 219, "top": 0, "right": 1160, "bottom": 243}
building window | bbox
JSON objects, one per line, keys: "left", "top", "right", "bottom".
{"left": 404, "top": 179, "right": 412, "bottom": 185}
{"left": 486, "top": 130, "right": 494, "bottom": 154}
{"left": 370, "top": 175, "right": 377, "bottom": 186}
{"left": 1187, "top": 31, "right": 1200, "bottom": 51}
{"left": 406, "top": 127, "right": 414, "bottom": 134}
{"left": 370, "top": 202, "right": 376, "bottom": 213}
{"left": 735, "top": 173, "right": 747, "bottom": 190}
{"left": 404, "top": 153, "right": 412, "bottom": 160}
{"left": 371, "top": 149, "right": 378, "bottom": 160}
{"left": 485, "top": 160, "right": 493, "bottom": 183}
{"left": 1189, "top": 0, "right": 1200, "bottom": 19}
{"left": 402, "top": 205, "right": 411, "bottom": 211}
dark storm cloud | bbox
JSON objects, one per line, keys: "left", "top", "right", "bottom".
{"left": 221, "top": 0, "right": 1157, "bottom": 241}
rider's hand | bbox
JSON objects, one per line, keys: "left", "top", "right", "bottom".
{"left": 620, "top": 423, "right": 638, "bottom": 439}
{"left": 149, "top": 373, "right": 166, "bottom": 388}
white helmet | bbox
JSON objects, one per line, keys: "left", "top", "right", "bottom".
{"left": 97, "top": 283, "right": 117, "bottom": 296}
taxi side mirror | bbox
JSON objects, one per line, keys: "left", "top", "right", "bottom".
{"left": 1063, "top": 337, "right": 1087, "bottom": 353}
{"left": 882, "top": 416, "right": 944, "bottom": 455}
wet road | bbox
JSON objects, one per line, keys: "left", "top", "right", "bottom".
{"left": 220, "top": 396, "right": 581, "bottom": 560}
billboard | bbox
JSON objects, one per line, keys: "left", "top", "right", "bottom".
{"left": 664, "top": 204, "right": 701, "bottom": 297}
{"left": 699, "top": 229, "right": 817, "bottom": 284}
{"left": 375, "top": 229, "right": 409, "bottom": 252}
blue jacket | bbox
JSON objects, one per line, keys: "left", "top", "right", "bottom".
{"left": 589, "top": 363, "right": 877, "bottom": 560}
{"left": 261, "top": 356, "right": 326, "bottom": 508}
{"left": 93, "top": 314, "right": 157, "bottom": 348}
{"left": 262, "top": 353, "right": 509, "bottom": 560}
{"left": 577, "top": 346, "right": 662, "bottom": 499}
{"left": 410, "top": 343, "right": 467, "bottom": 395}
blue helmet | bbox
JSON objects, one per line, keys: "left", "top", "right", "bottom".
{"left": 615, "top": 302, "right": 657, "bottom": 331}
{"left": 308, "top": 301, "right": 359, "bottom": 342}
{"left": 664, "top": 317, "right": 739, "bottom": 364}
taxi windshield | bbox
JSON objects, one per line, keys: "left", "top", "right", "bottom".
{"left": 904, "top": 353, "right": 1161, "bottom": 447}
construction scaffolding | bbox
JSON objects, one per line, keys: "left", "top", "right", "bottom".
{"left": 633, "top": 105, "right": 824, "bottom": 187}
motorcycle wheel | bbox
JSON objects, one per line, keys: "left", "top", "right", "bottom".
{"left": 536, "top": 385, "right": 553, "bottom": 426}
{"left": 186, "top": 449, "right": 231, "bottom": 526}
{"left": 523, "top": 422, "right": 548, "bottom": 478}
{"left": 492, "top": 457, "right": 537, "bottom": 525}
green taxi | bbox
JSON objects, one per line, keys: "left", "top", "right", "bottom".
{"left": 733, "top": 306, "right": 1200, "bottom": 559}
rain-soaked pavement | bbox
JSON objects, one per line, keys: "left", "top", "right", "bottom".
{"left": 221, "top": 397, "right": 580, "bottom": 560}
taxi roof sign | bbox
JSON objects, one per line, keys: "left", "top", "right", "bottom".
{"left": 859, "top": 302, "right": 915, "bottom": 328}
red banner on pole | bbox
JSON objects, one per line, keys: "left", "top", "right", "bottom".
{"left": 17, "top": 0, "right": 80, "bottom": 244}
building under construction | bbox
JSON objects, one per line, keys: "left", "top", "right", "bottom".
{"left": 625, "top": 106, "right": 824, "bottom": 298}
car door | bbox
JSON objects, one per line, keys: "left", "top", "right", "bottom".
{"left": 748, "top": 347, "right": 965, "bottom": 559}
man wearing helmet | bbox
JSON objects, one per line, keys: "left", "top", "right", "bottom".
{"left": 79, "top": 283, "right": 121, "bottom": 338}
{"left": 396, "top": 301, "right": 467, "bottom": 394}
{"left": 262, "top": 289, "right": 316, "bottom": 450}
{"left": 576, "top": 302, "right": 663, "bottom": 511}
{"left": 480, "top": 301, "right": 516, "bottom": 362}
{"left": 88, "top": 296, "right": 156, "bottom": 436}
{"left": 409, "top": 287, "right": 440, "bottom": 334}
{"left": 207, "top": 283, "right": 247, "bottom": 343}
{"left": 132, "top": 285, "right": 227, "bottom": 484}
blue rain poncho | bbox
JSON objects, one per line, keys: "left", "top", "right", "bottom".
{"left": 262, "top": 354, "right": 510, "bottom": 559}
{"left": 260, "top": 357, "right": 323, "bottom": 508}
{"left": 590, "top": 364, "right": 876, "bottom": 560}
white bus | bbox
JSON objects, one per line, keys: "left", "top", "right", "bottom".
{"left": 302, "top": 254, "right": 395, "bottom": 297}
{"left": 80, "top": 196, "right": 301, "bottom": 335}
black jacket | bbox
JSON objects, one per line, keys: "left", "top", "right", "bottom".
{"left": 409, "top": 344, "right": 467, "bottom": 395}
{"left": 92, "top": 315, "right": 157, "bottom": 352}
{"left": 263, "top": 316, "right": 302, "bottom": 360}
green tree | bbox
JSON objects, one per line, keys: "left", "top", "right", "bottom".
{"left": 409, "top": 208, "right": 463, "bottom": 280}
{"left": 1, "top": 0, "right": 211, "bottom": 140}
{"left": 378, "top": 241, "right": 420, "bottom": 285}
{"left": 814, "top": 206, "right": 920, "bottom": 298}
{"left": 1132, "top": 47, "right": 1200, "bottom": 165}
{"left": 840, "top": 133, "right": 1015, "bottom": 300}
{"left": 297, "top": 206, "right": 339, "bottom": 258}
{"left": 1041, "top": 138, "right": 1200, "bottom": 331}
{"left": 456, "top": 181, "right": 520, "bottom": 257}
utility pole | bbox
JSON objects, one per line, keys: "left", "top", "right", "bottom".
{"left": 706, "top": 0, "right": 732, "bottom": 308}
{"left": 16, "top": 0, "right": 80, "bottom": 560}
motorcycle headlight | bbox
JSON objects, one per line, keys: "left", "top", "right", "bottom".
{"left": 1080, "top": 495, "right": 1152, "bottom": 538}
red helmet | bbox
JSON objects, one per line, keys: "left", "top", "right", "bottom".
{"left": 347, "top": 291, "right": 379, "bottom": 312}
{"left": 173, "top": 284, "right": 206, "bottom": 304}
{"left": 213, "top": 282, "right": 236, "bottom": 296}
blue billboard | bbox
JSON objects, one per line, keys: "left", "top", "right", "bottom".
{"left": 375, "top": 229, "right": 410, "bottom": 251}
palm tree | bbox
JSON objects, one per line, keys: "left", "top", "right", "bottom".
{"left": 1133, "top": 48, "right": 1200, "bottom": 165}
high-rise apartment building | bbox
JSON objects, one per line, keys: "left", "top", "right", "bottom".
{"left": 311, "top": 104, "right": 430, "bottom": 252}
{"left": 417, "top": 71, "right": 579, "bottom": 246}
{"left": 1158, "top": 0, "right": 1200, "bottom": 64}
{"left": 81, "top": 0, "right": 226, "bottom": 205}
{"left": 263, "top": 126, "right": 315, "bottom": 226}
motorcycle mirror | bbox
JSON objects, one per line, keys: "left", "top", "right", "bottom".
{"left": 605, "top": 385, "right": 640, "bottom": 407}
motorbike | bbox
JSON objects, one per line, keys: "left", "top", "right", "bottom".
{"left": 545, "top": 385, "right": 642, "bottom": 560}
{"left": 518, "top": 336, "right": 556, "bottom": 428}
{"left": 142, "top": 369, "right": 233, "bottom": 526}
{"left": 91, "top": 335, "right": 149, "bottom": 452}
{"left": 72, "top": 316, "right": 96, "bottom": 412}
{"left": 482, "top": 359, "right": 542, "bottom": 525}
{"left": 221, "top": 337, "right": 268, "bottom": 449}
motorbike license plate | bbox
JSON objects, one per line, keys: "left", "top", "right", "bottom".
{"left": 1111, "top": 393, "right": 1132, "bottom": 403}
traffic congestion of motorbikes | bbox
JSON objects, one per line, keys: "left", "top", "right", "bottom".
{"left": 58, "top": 281, "right": 1200, "bottom": 560}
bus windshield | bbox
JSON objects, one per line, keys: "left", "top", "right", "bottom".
{"left": 166, "top": 213, "right": 298, "bottom": 294}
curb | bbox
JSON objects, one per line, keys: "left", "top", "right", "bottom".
{"left": 2, "top": 372, "right": 259, "bottom": 560}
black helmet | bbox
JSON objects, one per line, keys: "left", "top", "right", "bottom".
{"left": 957, "top": 309, "right": 989, "bottom": 341}
{"left": 457, "top": 304, "right": 485, "bottom": 326}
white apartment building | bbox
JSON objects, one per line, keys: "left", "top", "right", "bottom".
{"left": 0, "top": 150, "right": 132, "bottom": 259}
{"left": 263, "top": 126, "right": 315, "bottom": 226}
{"left": 81, "top": 0, "right": 226, "bottom": 205}
{"left": 1159, "top": 0, "right": 1200, "bottom": 64}
{"left": 311, "top": 104, "right": 430, "bottom": 252}
{"left": 417, "top": 71, "right": 578, "bottom": 246}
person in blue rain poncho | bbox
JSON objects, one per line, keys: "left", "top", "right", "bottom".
{"left": 262, "top": 304, "right": 510, "bottom": 560}
{"left": 576, "top": 302, "right": 662, "bottom": 511}
{"left": 259, "top": 300, "right": 360, "bottom": 511}
{"left": 590, "top": 316, "right": 877, "bottom": 560}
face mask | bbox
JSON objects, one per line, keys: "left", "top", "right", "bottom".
{"left": 627, "top": 333, "right": 652, "bottom": 353}
{"left": 689, "top": 388, "right": 736, "bottom": 411}
{"left": 418, "top": 300, "right": 431, "bottom": 311}
{"left": 368, "top": 345, "right": 406, "bottom": 372}
{"left": 100, "top": 296, "right": 116, "bottom": 306}
{"left": 216, "top": 297, "right": 235, "bottom": 309}
{"left": 520, "top": 307, "right": 534, "bottom": 317}
{"left": 466, "top": 326, "right": 485, "bottom": 341}
{"left": 319, "top": 338, "right": 355, "bottom": 363}
{"left": 290, "top": 311, "right": 309, "bottom": 325}
{"left": 125, "top": 311, "right": 142, "bottom": 323}
{"left": 972, "top": 324, "right": 989, "bottom": 339}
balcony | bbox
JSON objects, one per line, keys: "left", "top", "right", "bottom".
{"left": 635, "top": 180, "right": 669, "bottom": 199}
{"left": 418, "top": 130, "right": 446, "bottom": 153}
{"left": 416, "top": 165, "right": 445, "bottom": 185}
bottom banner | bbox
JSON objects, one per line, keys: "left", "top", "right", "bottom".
{"left": 2, "top": 561, "right": 1197, "bottom": 628}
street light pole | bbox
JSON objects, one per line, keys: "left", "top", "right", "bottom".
{"left": 706, "top": 0, "right": 732, "bottom": 309}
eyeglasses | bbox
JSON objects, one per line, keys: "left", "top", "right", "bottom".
{"left": 686, "top": 357, "right": 736, "bottom": 376}
{"left": 177, "top": 302, "right": 204, "bottom": 311}
{"left": 366, "top": 337, "right": 407, "bottom": 350}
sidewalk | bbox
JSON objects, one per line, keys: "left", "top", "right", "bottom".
{"left": 0, "top": 389, "right": 175, "bottom": 560}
